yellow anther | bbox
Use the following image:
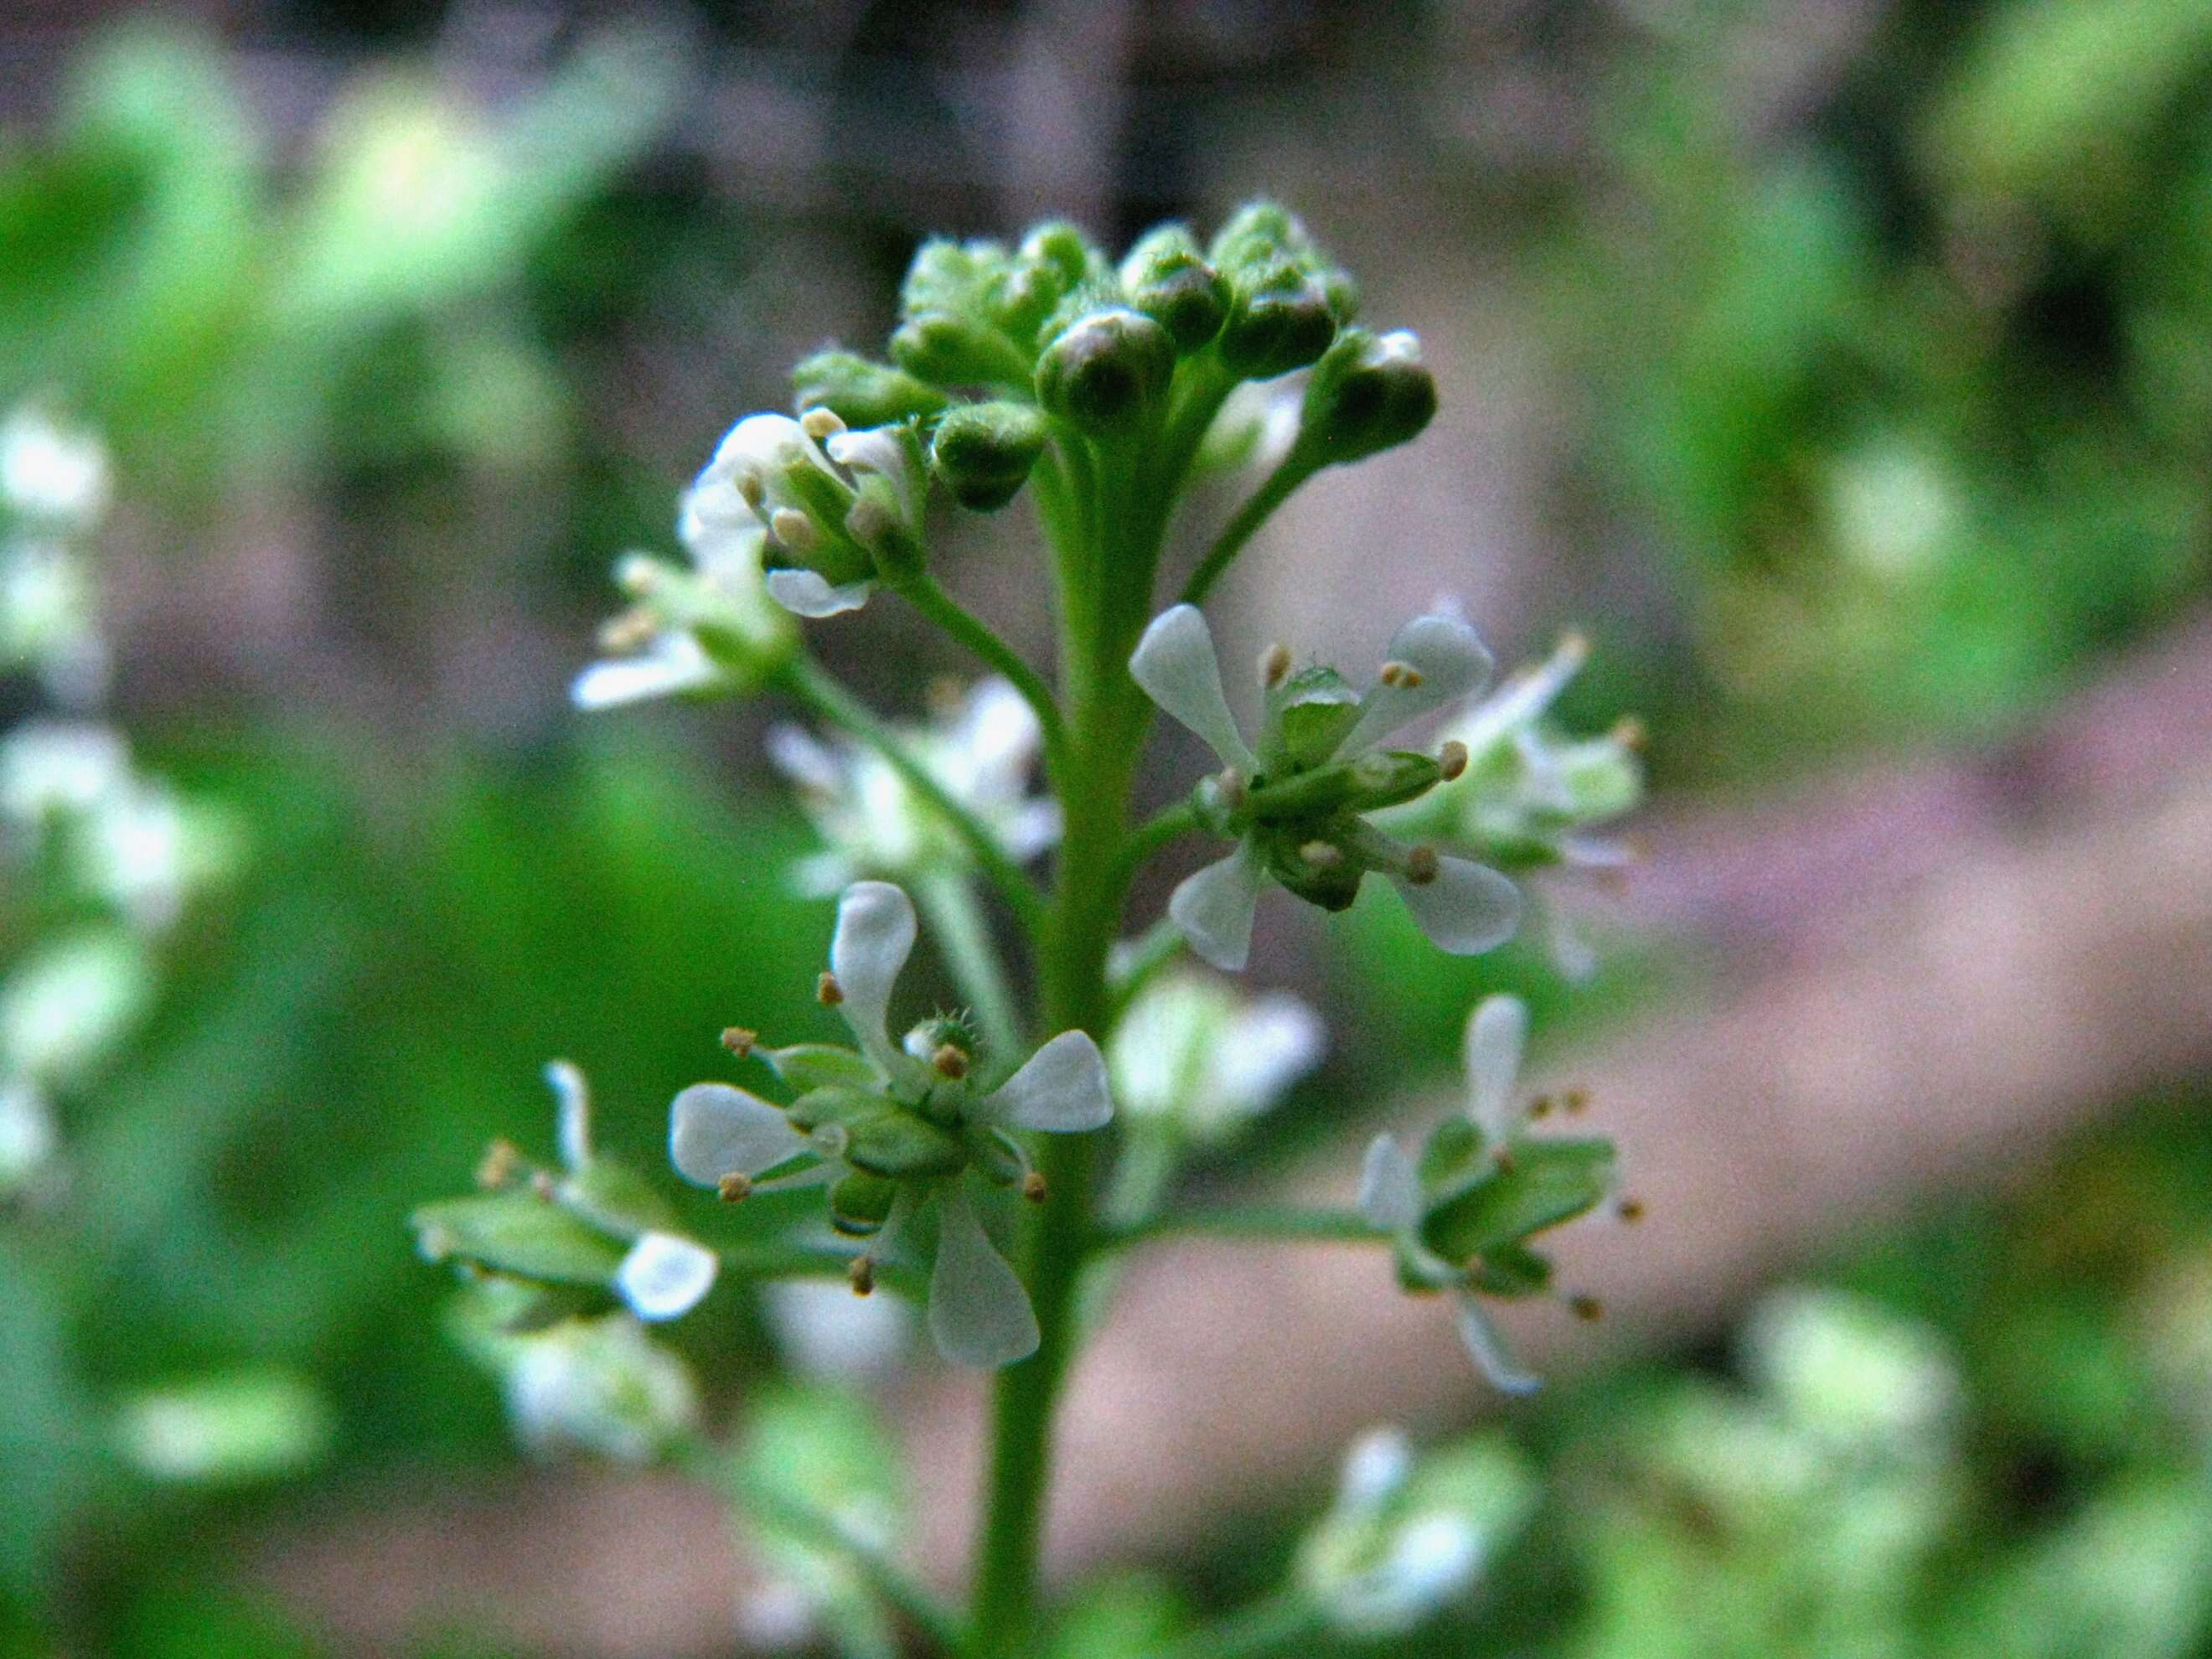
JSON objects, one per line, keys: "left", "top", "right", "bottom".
{"left": 1404, "top": 845, "right": 1440, "bottom": 885}
{"left": 1438, "top": 740, "right": 1469, "bottom": 781}
{"left": 721, "top": 1026, "right": 757, "bottom": 1057}
{"left": 1258, "top": 642, "right": 1293, "bottom": 688}
{"left": 718, "top": 1172, "right": 753, "bottom": 1203}
{"left": 848, "top": 1256, "right": 876, "bottom": 1296}
{"left": 817, "top": 972, "right": 845, "bottom": 1006}
{"left": 800, "top": 406, "right": 846, "bottom": 441}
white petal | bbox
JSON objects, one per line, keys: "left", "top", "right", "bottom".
{"left": 830, "top": 881, "right": 916, "bottom": 1071}
{"left": 571, "top": 636, "right": 719, "bottom": 710}
{"left": 1000, "top": 800, "right": 1063, "bottom": 861}
{"left": 765, "top": 569, "right": 872, "bottom": 618}
{"left": 979, "top": 1031, "right": 1112, "bottom": 1132}
{"left": 1338, "top": 1425, "right": 1414, "bottom": 1510}
{"left": 1357, "top": 1134, "right": 1422, "bottom": 1232}
{"left": 954, "top": 678, "right": 1041, "bottom": 797}
{"left": 669, "top": 1082, "right": 809, "bottom": 1186}
{"left": 928, "top": 1188, "right": 1039, "bottom": 1367}
{"left": 763, "top": 724, "right": 845, "bottom": 796}
{"left": 1453, "top": 1293, "right": 1541, "bottom": 1395}
{"left": 1129, "top": 605, "right": 1258, "bottom": 771}
{"left": 1212, "top": 994, "right": 1326, "bottom": 1114}
{"left": 1168, "top": 843, "right": 1268, "bottom": 972}
{"left": 1343, "top": 615, "right": 1494, "bottom": 754}
{"left": 1462, "top": 995, "right": 1528, "bottom": 1146}
{"left": 1393, "top": 857, "right": 1522, "bottom": 955}
{"left": 1452, "top": 635, "right": 1590, "bottom": 758}
{"left": 616, "top": 1232, "right": 720, "bottom": 1321}
{"left": 545, "top": 1059, "right": 592, "bottom": 1171}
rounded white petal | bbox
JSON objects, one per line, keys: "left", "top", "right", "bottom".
{"left": 763, "top": 723, "right": 845, "bottom": 796}
{"left": 616, "top": 1231, "right": 720, "bottom": 1321}
{"left": 1454, "top": 1294, "right": 1541, "bottom": 1396}
{"left": 1212, "top": 994, "right": 1326, "bottom": 1115}
{"left": 1129, "top": 605, "right": 1258, "bottom": 771}
{"left": 928, "top": 1188, "right": 1039, "bottom": 1367}
{"left": 1462, "top": 995, "right": 1528, "bottom": 1145}
{"left": 545, "top": 1059, "right": 592, "bottom": 1171}
{"left": 1343, "top": 615, "right": 1493, "bottom": 754}
{"left": 1393, "top": 857, "right": 1521, "bottom": 956}
{"left": 571, "top": 636, "right": 720, "bottom": 710}
{"left": 669, "top": 1082, "right": 809, "bottom": 1186}
{"left": 979, "top": 1031, "right": 1112, "bottom": 1132}
{"left": 954, "top": 677, "right": 1042, "bottom": 798}
{"left": 1357, "top": 1134, "right": 1423, "bottom": 1232}
{"left": 1338, "top": 1424, "right": 1414, "bottom": 1511}
{"left": 1168, "top": 843, "right": 1268, "bottom": 972}
{"left": 764, "top": 569, "right": 872, "bottom": 618}
{"left": 830, "top": 881, "right": 917, "bottom": 1069}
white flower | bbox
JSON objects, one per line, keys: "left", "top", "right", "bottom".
{"left": 1108, "top": 969, "right": 1323, "bottom": 1142}
{"left": 0, "top": 929, "right": 152, "bottom": 1084}
{"left": 1358, "top": 995, "right": 1617, "bottom": 1395}
{"left": 668, "top": 881, "right": 1112, "bottom": 1367}
{"left": 767, "top": 676, "right": 1059, "bottom": 895}
{"left": 0, "top": 538, "right": 107, "bottom": 704}
{"left": 763, "top": 1278, "right": 916, "bottom": 1382}
{"left": 501, "top": 1315, "right": 702, "bottom": 1464}
{"left": 113, "top": 1369, "right": 331, "bottom": 1486}
{"left": 0, "top": 407, "right": 110, "bottom": 530}
{"left": 1130, "top": 603, "right": 1522, "bottom": 971}
{"left": 0, "top": 720, "right": 128, "bottom": 825}
{"left": 571, "top": 499, "right": 797, "bottom": 711}
{"left": 0, "top": 1074, "right": 56, "bottom": 1193}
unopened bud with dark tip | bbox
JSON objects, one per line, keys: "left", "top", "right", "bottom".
{"left": 1218, "top": 261, "right": 1338, "bottom": 380}
{"left": 931, "top": 1042, "right": 969, "bottom": 1081}
{"left": 930, "top": 400, "right": 1050, "bottom": 511}
{"left": 793, "top": 349, "right": 948, "bottom": 429}
{"left": 848, "top": 1256, "right": 876, "bottom": 1296}
{"left": 1404, "top": 845, "right": 1441, "bottom": 885}
{"left": 1570, "top": 1295, "right": 1605, "bottom": 1322}
{"left": 817, "top": 972, "right": 844, "bottom": 1006}
{"left": 1438, "top": 740, "right": 1469, "bottom": 781}
{"left": 476, "top": 1139, "right": 521, "bottom": 1190}
{"left": 1259, "top": 642, "right": 1293, "bottom": 688}
{"left": 717, "top": 1172, "right": 753, "bottom": 1203}
{"left": 721, "top": 1026, "right": 757, "bottom": 1057}
{"left": 1022, "top": 1171, "right": 1048, "bottom": 1203}
{"left": 1121, "top": 223, "right": 1228, "bottom": 354}
{"left": 1035, "top": 308, "right": 1176, "bottom": 434}
{"left": 1297, "top": 328, "right": 1437, "bottom": 467}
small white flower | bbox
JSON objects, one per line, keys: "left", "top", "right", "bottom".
{"left": 1130, "top": 603, "right": 1521, "bottom": 971}
{"left": 767, "top": 676, "right": 1059, "bottom": 895}
{"left": 669, "top": 881, "right": 1113, "bottom": 1367}
{"left": 0, "top": 720, "right": 128, "bottom": 824}
{"left": 0, "top": 407, "right": 110, "bottom": 529}
{"left": 1108, "top": 969, "right": 1323, "bottom": 1142}
{"left": 501, "top": 1315, "right": 702, "bottom": 1464}
{"left": 0, "top": 1074, "right": 56, "bottom": 1193}
{"left": 0, "top": 538, "right": 107, "bottom": 705}
{"left": 763, "top": 1278, "right": 916, "bottom": 1381}
{"left": 0, "top": 929, "right": 153, "bottom": 1084}
{"left": 113, "top": 1369, "right": 331, "bottom": 1486}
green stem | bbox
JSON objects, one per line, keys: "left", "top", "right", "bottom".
{"left": 1106, "top": 917, "right": 1186, "bottom": 1022}
{"left": 895, "top": 570, "right": 1069, "bottom": 778}
{"left": 916, "top": 870, "right": 1026, "bottom": 1071}
{"left": 1110, "top": 799, "right": 1202, "bottom": 887}
{"left": 777, "top": 657, "right": 1048, "bottom": 940}
{"left": 1091, "top": 1203, "right": 1383, "bottom": 1256}
{"left": 1180, "top": 451, "right": 1318, "bottom": 608}
{"left": 1155, "top": 1589, "right": 1326, "bottom": 1659}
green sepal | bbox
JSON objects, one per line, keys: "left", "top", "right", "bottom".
{"left": 792, "top": 350, "right": 949, "bottom": 428}
{"left": 1418, "top": 1115, "right": 1485, "bottom": 1186}
{"left": 1465, "top": 1241, "right": 1552, "bottom": 1299}
{"left": 901, "top": 237, "right": 1009, "bottom": 318}
{"left": 890, "top": 310, "right": 1032, "bottom": 389}
{"left": 1264, "top": 668, "right": 1361, "bottom": 770}
{"left": 556, "top": 1158, "right": 676, "bottom": 1238}
{"left": 411, "top": 1191, "right": 627, "bottom": 1286}
{"left": 849, "top": 1109, "right": 969, "bottom": 1181}
{"left": 829, "top": 1171, "right": 900, "bottom": 1238}
{"left": 1419, "top": 1138, "right": 1616, "bottom": 1265}
{"left": 1119, "top": 223, "right": 1228, "bottom": 354}
{"left": 763, "top": 1044, "right": 879, "bottom": 1093}
{"left": 1344, "top": 750, "right": 1445, "bottom": 814}
{"left": 784, "top": 1084, "right": 886, "bottom": 1136}
{"left": 967, "top": 1126, "right": 1028, "bottom": 1188}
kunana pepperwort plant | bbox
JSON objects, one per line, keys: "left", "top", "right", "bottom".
{"left": 412, "top": 203, "right": 1646, "bottom": 1659}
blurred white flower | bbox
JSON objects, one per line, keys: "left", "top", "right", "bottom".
{"left": 1107, "top": 969, "right": 1322, "bottom": 1143}
{"left": 762, "top": 1278, "right": 916, "bottom": 1382}
{"left": 0, "top": 931, "right": 153, "bottom": 1084}
{"left": 502, "top": 1315, "right": 702, "bottom": 1464}
{"left": 0, "top": 406, "right": 110, "bottom": 529}
{"left": 115, "top": 1369, "right": 332, "bottom": 1485}
{"left": 0, "top": 1075, "right": 56, "bottom": 1193}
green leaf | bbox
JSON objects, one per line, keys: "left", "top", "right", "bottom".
{"left": 411, "top": 1191, "right": 625, "bottom": 1285}
{"left": 1420, "top": 1138, "right": 1615, "bottom": 1264}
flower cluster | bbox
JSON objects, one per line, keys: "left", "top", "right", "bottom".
{"left": 669, "top": 881, "right": 1109, "bottom": 1367}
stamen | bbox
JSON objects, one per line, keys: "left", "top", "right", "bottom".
{"left": 596, "top": 611, "right": 658, "bottom": 653}
{"left": 1403, "top": 845, "right": 1440, "bottom": 885}
{"left": 1569, "top": 1295, "right": 1605, "bottom": 1322}
{"left": 1610, "top": 716, "right": 1646, "bottom": 751}
{"left": 848, "top": 1256, "right": 876, "bottom": 1297}
{"left": 721, "top": 1026, "right": 757, "bottom": 1058}
{"left": 770, "top": 507, "right": 819, "bottom": 552}
{"left": 1378, "top": 660, "right": 1424, "bottom": 689}
{"left": 613, "top": 555, "right": 660, "bottom": 597}
{"left": 1299, "top": 840, "right": 1343, "bottom": 870}
{"left": 475, "top": 1139, "right": 520, "bottom": 1190}
{"left": 1438, "top": 740, "right": 1469, "bottom": 781}
{"left": 717, "top": 1172, "right": 753, "bottom": 1203}
{"left": 1258, "top": 642, "right": 1292, "bottom": 689}
{"left": 1563, "top": 1087, "right": 1589, "bottom": 1115}
{"left": 931, "top": 1042, "right": 970, "bottom": 1081}
{"left": 1615, "top": 1196, "right": 1646, "bottom": 1224}
{"left": 817, "top": 972, "right": 845, "bottom": 1007}
{"left": 799, "top": 407, "right": 846, "bottom": 442}
{"left": 1022, "top": 1171, "right": 1048, "bottom": 1203}
{"left": 1528, "top": 1095, "right": 1554, "bottom": 1119}
{"left": 736, "top": 473, "right": 767, "bottom": 512}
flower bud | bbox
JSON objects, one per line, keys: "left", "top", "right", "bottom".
{"left": 1034, "top": 308, "right": 1176, "bottom": 434}
{"left": 891, "top": 310, "right": 1031, "bottom": 390}
{"left": 1217, "top": 261, "right": 1339, "bottom": 380}
{"left": 1298, "top": 328, "right": 1438, "bottom": 466}
{"left": 793, "top": 350, "right": 948, "bottom": 429}
{"left": 1119, "top": 224, "right": 1228, "bottom": 354}
{"left": 930, "top": 400, "right": 1051, "bottom": 510}
{"left": 986, "top": 221, "right": 1098, "bottom": 344}
{"left": 1019, "top": 220, "right": 1094, "bottom": 289}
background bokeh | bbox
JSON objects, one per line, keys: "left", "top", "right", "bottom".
{"left": 7, "top": 1, "right": 2212, "bottom": 1654}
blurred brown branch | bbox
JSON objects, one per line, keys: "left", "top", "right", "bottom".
{"left": 255, "top": 612, "right": 2212, "bottom": 1656}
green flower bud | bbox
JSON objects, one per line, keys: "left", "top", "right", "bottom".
{"left": 901, "top": 236, "right": 1009, "bottom": 319}
{"left": 931, "top": 400, "right": 1051, "bottom": 510}
{"left": 1020, "top": 220, "right": 1095, "bottom": 289}
{"left": 843, "top": 1104, "right": 968, "bottom": 1181}
{"left": 1299, "top": 328, "right": 1437, "bottom": 466}
{"left": 793, "top": 350, "right": 948, "bottom": 429}
{"left": 1218, "top": 261, "right": 1338, "bottom": 380}
{"left": 1119, "top": 223, "right": 1228, "bottom": 354}
{"left": 1034, "top": 308, "right": 1176, "bottom": 434}
{"left": 1209, "top": 201, "right": 1307, "bottom": 275}
{"left": 890, "top": 310, "right": 1033, "bottom": 390}
{"left": 829, "top": 1170, "right": 900, "bottom": 1238}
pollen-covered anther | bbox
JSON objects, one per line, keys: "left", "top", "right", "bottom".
{"left": 1610, "top": 716, "right": 1646, "bottom": 751}
{"left": 1438, "top": 739, "right": 1470, "bottom": 781}
{"left": 736, "top": 473, "right": 767, "bottom": 512}
{"left": 931, "top": 1042, "right": 970, "bottom": 1080}
{"left": 1528, "top": 1094, "right": 1554, "bottom": 1120}
{"left": 720, "top": 1026, "right": 757, "bottom": 1057}
{"left": 848, "top": 1256, "right": 876, "bottom": 1297}
{"left": 717, "top": 1171, "right": 753, "bottom": 1203}
{"left": 596, "top": 610, "right": 658, "bottom": 653}
{"left": 1378, "top": 660, "right": 1424, "bottom": 690}
{"left": 1216, "top": 767, "right": 1249, "bottom": 810}
{"left": 769, "top": 506, "right": 819, "bottom": 553}
{"left": 817, "top": 972, "right": 845, "bottom": 1006}
{"left": 1563, "top": 1087, "right": 1590, "bottom": 1115}
{"left": 1300, "top": 840, "right": 1344, "bottom": 870}
{"left": 475, "top": 1138, "right": 521, "bottom": 1189}
{"left": 1403, "top": 844, "right": 1441, "bottom": 886}
{"left": 799, "top": 406, "right": 846, "bottom": 442}
{"left": 1022, "top": 1171, "right": 1049, "bottom": 1203}
{"left": 1569, "top": 1295, "right": 1605, "bottom": 1322}
{"left": 1615, "top": 1196, "right": 1646, "bottom": 1224}
{"left": 1258, "top": 641, "right": 1293, "bottom": 689}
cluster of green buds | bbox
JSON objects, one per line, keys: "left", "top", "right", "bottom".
{"left": 667, "top": 881, "right": 1111, "bottom": 1367}
{"left": 1131, "top": 603, "right": 1521, "bottom": 970}
{"left": 1358, "top": 995, "right": 1626, "bottom": 1393}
